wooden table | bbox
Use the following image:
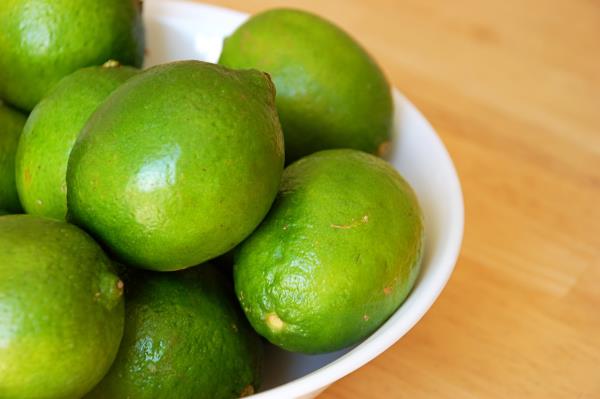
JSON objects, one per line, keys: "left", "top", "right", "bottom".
{"left": 205, "top": 1, "right": 600, "bottom": 397}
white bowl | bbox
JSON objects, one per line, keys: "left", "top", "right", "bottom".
{"left": 143, "top": 1, "right": 464, "bottom": 398}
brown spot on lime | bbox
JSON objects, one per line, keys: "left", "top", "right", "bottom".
{"left": 282, "top": 224, "right": 288, "bottom": 230}
{"left": 240, "top": 385, "right": 255, "bottom": 397}
{"left": 363, "top": 314, "right": 369, "bottom": 321}
{"left": 384, "top": 287, "right": 392, "bottom": 295}
{"left": 377, "top": 140, "right": 391, "bottom": 157}
{"left": 231, "top": 323, "right": 238, "bottom": 333}
{"left": 24, "top": 168, "right": 31, "bottom": 185}
{"left": 266, "top": 312, "right": 284, "bottom": 331}
{"left": 116, "top": 279, "right": 124, "bottom": 296}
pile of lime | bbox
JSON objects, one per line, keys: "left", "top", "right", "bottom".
{"left": 0, "top": 2, "right": 424, "bottom": 398}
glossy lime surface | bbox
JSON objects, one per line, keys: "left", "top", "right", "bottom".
{"left": 67, "top": 61, "right": 284, "bottom": 271}
{"left": 219, "top": 8, "right": 393, "bottom": 162}
{"left": 234, "top": 149, "right": 424, "bottom": 353}
{"left": 0, "top": 215, "right": 124, "bottom": 399}
{"left": 87, "top": 264, "right": 263, "bottom": 399}
{"left": 16, "top": 63, "right": 138, "bottom": 220}
{"left": 0, "top": 0, "right": 144, "bottom": 110}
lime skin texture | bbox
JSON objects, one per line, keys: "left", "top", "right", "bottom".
{"left": 0, "top": 0, "right": 144, "bottom": 111}
{"left": 86, "top": 264, "right": 263, "bottom": 399}
{"left": 0, "top": 103, "right": 26, "bottom": 213}
{"left": 234, "top": 149, "right": 424, "bottom": 354}
{"left": 67, "top": 60, "right": 284, "bottom": 271}
{"left": 15, "top": 63, "right": 139, "bottom": 221}
{"left": 0, "top": 214, "right": 125, "bottom": 399}
{"left": 219, "top": 8, "right": 394, "bottom": 163}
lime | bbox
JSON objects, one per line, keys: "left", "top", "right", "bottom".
{"left": 67, "top": 61, "right": 284, "bottom": 271}
{"left": 87, "top": 265, "right": 263, "bottom": 399}
{"left": 234, "top": 149, "right": 424, "bottom": 353}
{"left": 0, "top": 215, "right": 124, "bottom": 399}
{"left": 220, "top": 8, "right": 393, "bottom": 162}
{"left": 0, "top": 0, "right": 144, "bottom": 110}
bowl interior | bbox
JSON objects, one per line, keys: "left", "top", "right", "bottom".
{"left": 143, "top": 1, "right": 464, "bottom": 397}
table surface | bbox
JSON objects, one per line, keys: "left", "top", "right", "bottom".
{"left": 204, "top": 1, "right": 600, "bottom": 397}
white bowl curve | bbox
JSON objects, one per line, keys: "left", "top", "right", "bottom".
{"left": 143, "top": 1, "right": 464, "bottom": 398}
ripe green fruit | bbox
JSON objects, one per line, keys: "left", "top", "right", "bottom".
{"left": 67, "top": 61, "right": 284, "bottom": 271}
{"left": 86, "top": 265, "right": 263, "bottom": 399}
{"left": 0, "top": 103, "right": 26, "bottom": 213}
{"left": 234, "top": 149, "right": 424, "bottom": 353}
{"left": 219, "top": 8, "right": 393, "bottom": 162}
{"left": 0, "top": 0, "right": 144, "bottom": 111}
{"left": 15, "top": 62, "right": 138, "bottom": 220}
{"left": 0, "top": 215, "right": 125, "bottom": 399}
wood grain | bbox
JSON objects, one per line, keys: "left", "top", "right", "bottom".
{"left": 203, "top": 0, "right": 600, "bottom": 397}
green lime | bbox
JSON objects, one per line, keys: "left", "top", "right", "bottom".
{"left": 15, "top": 62, "right": 138, "bottom": 220}
{"left": 219, "top": 8, "right": 393, "bottom": 162}
{"left": 0, "top": 0, "right": 144, "bottom": 111}
{"left": 67, "top": 61, "right": 284, "bottom": 271}
{"left": 0, "top": 215, "right": 124, "bottom": 399}
{"left": 87, "top": 265, "right": 263, "bottom": 399}
{"left": 0, "top": 103, "right": 26, "bottom": 213}
{"left": 234, "top": 149, "right": 424, "bottom": 353}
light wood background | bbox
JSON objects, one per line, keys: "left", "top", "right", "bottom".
{"left": 204, "top": 0, "right": 600, "bottom": 397}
